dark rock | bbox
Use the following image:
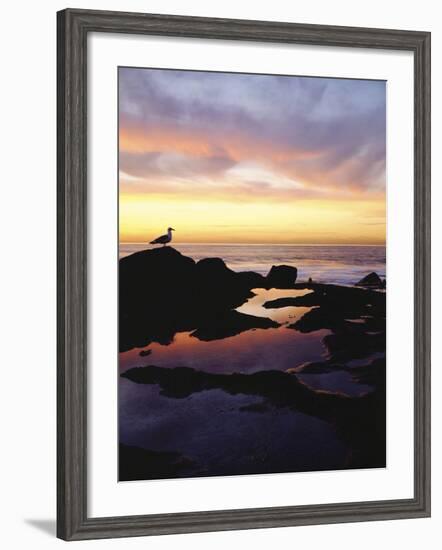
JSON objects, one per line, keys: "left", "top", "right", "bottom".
{"left": 119, "top": 444, "right": 195, "bottom": 481}
{"left": 194, "top": 257, "right": 256, "bottom": 310}
{"left": 195, "top": 257, "right": 231, "bottom": 280}
{"left": 355, "top": 272, "right": 384, "bottom": 288}
{"left": 350, "top": 357, "right": 386, "bottom": 389}
{"left": 237, "top": 270, "right": 267, "bottom": 289}
{"left": 323, "top": 331, "right": 386, "bottom": 362}
{"left": 265, "top": 284, "right": 384, "bottom": 312}
{"left": 191, "top": 310, "right": 279, "bottom": 341}
{"left": 263, "top": 282, "right": 386, "bottom": 365}
{"left": 119, "top": 247, "right": 197, "bottom": 351}
{"left": 119, "top": 246, "right": 296, "bottom": 351}
{"left": 287, "top": 361, "right": 341, "bottom": 375}
{"left": 265, "top": 284, "right": 385, "bottom": 335}
{"left": 266, "top": 265, "right": 297, "bottom": 288}
{"left": 121, "top": 365, "right": 348, "bottom": 408}
{"left": 290, "top": 306, "right": 377, "bottom": 334}
{"left": 139, "top": 349, "right": 152, "bottom": 357}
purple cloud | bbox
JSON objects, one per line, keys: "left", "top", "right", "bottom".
{"left": 119, "top": 67, "right": 386, "bottom": 198}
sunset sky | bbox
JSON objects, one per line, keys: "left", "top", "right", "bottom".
{"left": 119, "top": 67, "right": 386, "bottom": 244}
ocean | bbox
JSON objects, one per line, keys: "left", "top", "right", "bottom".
{"left": 119, "top": 243, "right": 386, "bottom": 286}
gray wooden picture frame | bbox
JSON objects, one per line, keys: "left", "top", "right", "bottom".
{"left": 57, "top": 8, "right": 431, "bottom": 541}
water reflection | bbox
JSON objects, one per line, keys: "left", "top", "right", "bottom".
{"left": 120, "top": 326, "right": 329, "bottom": 375}
{"left": 119, "top": 288, "right": 327, "bottom": 375}
{"left": 297, "top": 371, "right": 372, "bottom": 397}
{"left": 119, "top": 287, "right": 376, "bottom": 397}
{"left": 119, "top": 381, "right": 350, "bottom": 478}
{"left": 119, "top": 286, "right": 380, "bottom": 479}
{"left": 236, "top": 288, "right": 313, "bottom": 323}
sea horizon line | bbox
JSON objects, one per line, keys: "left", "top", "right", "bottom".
{"left": 119, "top": 241, "right": 386, "bottom": 247}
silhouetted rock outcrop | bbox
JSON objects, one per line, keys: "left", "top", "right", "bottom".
{"left": 266, "top": 265, "right": 298, "bottom": 288}
{"left": 191, "top": 310, "right": 279, "bottom": 341}
{"left": 119, "top": 247, "right": 296, "bottom": 351}
{"left": 323, "top": 331, "right": 386, "bottom": 362}
{"left": 237, "top": 271, "right": 267, "bottom": 289}
{"left": 355, "top": 271, "right": 385, "bottom": 288}
{"left": 264, "top": 282, "right": 386, "bottom": 366}
{"left": 119, "top": 444, "right": 195, "bottom": 481}
{"left": 265, "top": 283, "right": 384, "bottom": 313}
{"left": 122, "top": 365, "right": 349, "bottom": 406}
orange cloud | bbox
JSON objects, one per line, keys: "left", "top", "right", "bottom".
{"left": 120, "top": 124, "right": 319, "bottom": 164}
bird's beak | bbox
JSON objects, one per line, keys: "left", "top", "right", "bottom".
{"left": 171, "top": 228, "right": 175, "bottom": 231}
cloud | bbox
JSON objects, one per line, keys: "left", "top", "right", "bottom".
{"left": 120, "top": 150, "right": 235, "bottom": 180}
{"left": 118, "top": 68, "right": 386, "bottom": 201}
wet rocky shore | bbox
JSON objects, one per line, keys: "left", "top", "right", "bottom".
{"left": 119, "top": 247, "right": 386, "bottom": 481}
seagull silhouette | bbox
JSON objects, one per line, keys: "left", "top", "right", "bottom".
{"left": 150, "top": 227, "right": 175, "bottom": 246}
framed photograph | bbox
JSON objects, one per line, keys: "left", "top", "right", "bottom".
{"left": 57, "top": 8, "right": 431, "bottom": 541}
